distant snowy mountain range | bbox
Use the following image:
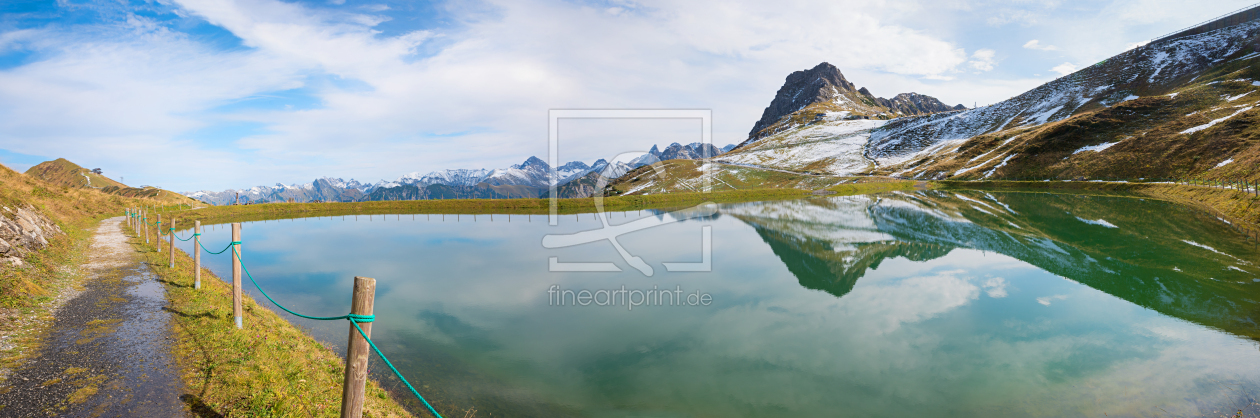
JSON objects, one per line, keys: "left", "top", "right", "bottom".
{"left": 184, "top": 142, "right": 735, "bottom": 204}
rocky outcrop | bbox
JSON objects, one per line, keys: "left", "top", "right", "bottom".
{"left": 540, "top": 171, "right": 605, "bottom": 199}
{"left": 744, "top": 62, "right": 964, "bottom": 142}
{"left": 658, "top": 142, "right": 721, "bottom": 161}
{"left": 0, "top": 206, "right": 63, "bottom": 267}
{"left": 748, "top": 62, "right": 859, "bottom": 140}
{"left": 878, "top": 93, "right": 960, "bottom": 116}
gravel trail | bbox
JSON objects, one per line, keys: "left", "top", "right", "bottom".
{"left": 0, "top": 217, "right": 188, "bottom": 417}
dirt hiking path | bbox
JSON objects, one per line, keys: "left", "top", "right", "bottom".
{"left": 0, "top": 217, "right": 187, "bottom": 417}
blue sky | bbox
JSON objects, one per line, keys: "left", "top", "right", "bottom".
{"left": 0, "top": 0, "right": 1254, "bottom": 191}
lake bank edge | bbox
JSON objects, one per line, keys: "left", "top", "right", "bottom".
{"left": 128, "top": 222, "right": 423, "bottom": 417}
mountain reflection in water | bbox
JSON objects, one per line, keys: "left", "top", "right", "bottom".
{"left": 728, "top": 190, "right": 1260, "bottom": 340}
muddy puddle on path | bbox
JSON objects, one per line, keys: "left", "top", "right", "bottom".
{"left": 0, "top": 219, "right": 186, "bottom": 417}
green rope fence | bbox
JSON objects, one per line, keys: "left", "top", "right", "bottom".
{"left": 228, "top": 245, "right": 445, "bottom": 418}
{"left": 178, "top": 232, "right": 445, "bottom": 418}
{"left": 172, "top": 229, "right": 197, "bottom": 241}
{"left": 200, "top": 240, "right": 238, "bottom": 255}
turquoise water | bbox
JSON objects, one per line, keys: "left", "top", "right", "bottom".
{"left": 177, "top": 191, "right": 1260, "bottom": 417}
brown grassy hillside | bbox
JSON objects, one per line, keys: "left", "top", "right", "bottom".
{"left": 878, "top": 51, "right": 1260, "bottom": 183}
{"left": 0, "top": 162, "right": 154, "bottom": 306}
{"left": 25, "top": 158, "right": 198, "bottom": 205}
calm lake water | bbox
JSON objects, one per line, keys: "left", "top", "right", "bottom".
{"left": 177, "top": 190, "right": 1260, "bottom": 417}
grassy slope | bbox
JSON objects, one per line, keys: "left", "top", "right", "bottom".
{"left": 0, "top": 163, "right": 141, "bottom": 305}
{"left": 24, "top": 158, "right": 198, "bottom": 205}
{"left": 130, "top": 227, "right": 415, "bottom": 417}
{"left": 604, "top": 159, "right": 916, "bottom": 196}
{"left": 883, "top": 52, "right": 1260, "bottom": 183}
{"left": 24, "top": 158, "right": 126, "bottom": 189}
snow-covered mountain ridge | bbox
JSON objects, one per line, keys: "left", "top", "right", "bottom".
{"left": 870, "top": 18, "right": 1260, "bottom": 180}
{"left": 184, "top": 142, "right": 736, "bottom": 204}
{"left": 629, "top": 16, "right": 1260, "bottom": 194}
{"left": 868, "top": 19, "right": 1260, "bottom": 166}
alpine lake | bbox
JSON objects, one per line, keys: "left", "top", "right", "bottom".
{"left": 176, "top": 189, "right": 1260, "bottom": 418}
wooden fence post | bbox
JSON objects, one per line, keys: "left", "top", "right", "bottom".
{"left": 194, "top": 221, "right": 201, "bottom": 290}
{"left": 340, "top": 276, "right": 376, "bottom": 418}
{"left": 157, "top": 214, "right": 162, "bottom": 253}
{"left": 169, "top": 218, "right": 176, "bottom": 268}
{"left": 232, "top": 223, "right": 242, "bottom": 329}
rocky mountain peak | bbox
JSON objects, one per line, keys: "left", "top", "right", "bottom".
{"left": 883, "top": 92, "right": 963, "bottom": 116}
{"left": 748, "top": 62, "right": 857, "bottom": 140}
{"left": 742, "top": 62, "right": 965, "bottom": 144}
{"left": 556, "top": 161, "right": 590, "bottom": 171}
{"left": 517, "top": 156, "right": 550, "bottom": 170}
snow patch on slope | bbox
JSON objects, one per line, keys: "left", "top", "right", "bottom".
{"left": 722, "top": 120, "right": 885, "bottom": 174}
{"left": 1077, "top": 217, "right": 1119, "bottom": 228}
{"left": 1074, "top": 141, "right": 1120, "bottom": 154}
{"left": 1182, "top": 105, "right": 1256, "bottom": 133}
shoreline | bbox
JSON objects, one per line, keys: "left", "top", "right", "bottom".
{"left": 129, "top": 219, "right": 418, "bottom": 417}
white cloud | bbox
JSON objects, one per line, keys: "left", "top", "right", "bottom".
{"left": 982, "top": 277, "right": 1008, "bottom": 298}
{"left": 8, "top": 0, "right": 1240, "bottom": 191}
{"left": 968, "top": 49, "right": 997, "bottom": 71}
{"left": 1022, "top": 39, "right": 1059, "bottom": 51}
{"left": 1037, "top": 294, "right": 1069, "bottom": 306}
{"left": 1050, "top": 62, "right": 1078, "bottom": 76}
{"left": 986, "top": 10, "right": 1040, "bottom": 27}
{"left": 1, "top": 0, "right": 991, "bottom": 191}
{"left": 1126, "top": 39, "right": 1151, "bottom": 50}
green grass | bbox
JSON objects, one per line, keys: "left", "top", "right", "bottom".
{"left": 131, "top": 221, "right": 416, "bottom": 417}
{"left": 825, "top": 179, "right": 921, "bottom": 194}
{"left": 0, "top": 224, "right": 92, "bottom": 379}
{"left": 154, "top": 188, "right": 814, "bottom": 229}
{"left": 605, "top": 158, "right": 916, "bottom": 196}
